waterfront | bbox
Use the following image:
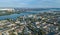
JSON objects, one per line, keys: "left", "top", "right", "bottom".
{"left": 0, "top": 11, "right": 43, "bottom": 20}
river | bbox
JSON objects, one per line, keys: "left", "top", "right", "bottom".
{"left": 0, "top": 11, "right": 44, "bottom": 20}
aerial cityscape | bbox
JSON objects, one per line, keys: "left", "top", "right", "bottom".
{"left": 0, "top": 8, "right": 60, "bottom": 35}
{"left": 0, "top": 0, "right": 60, "bottom": 35}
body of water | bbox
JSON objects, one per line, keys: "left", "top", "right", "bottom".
{"left": 0, "top": 11, "right": 43, "bottom": 20}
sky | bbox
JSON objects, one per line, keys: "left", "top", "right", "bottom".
{"left": 0, "top": 0, "right": 60, "bottom": 8}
